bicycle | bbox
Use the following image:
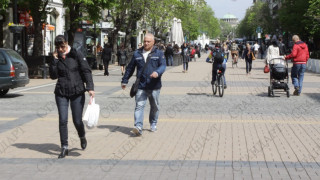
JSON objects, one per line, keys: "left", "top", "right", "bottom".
{"left": 212, "top": 70, "right": 225, "bottom": 97}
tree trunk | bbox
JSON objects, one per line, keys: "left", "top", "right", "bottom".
{"left": 32, "top": 13, "right": 43, "bottom": 57}
{"left": 67, "top": 4, "right": 80, "bottom": 45}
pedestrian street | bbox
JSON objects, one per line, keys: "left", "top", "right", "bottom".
{"left": 0, "top": 54, "right": 320, "bottom": 179}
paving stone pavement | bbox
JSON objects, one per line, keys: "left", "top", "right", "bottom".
{"left": 0, "top": 53, "right": 319, "bottom": 180}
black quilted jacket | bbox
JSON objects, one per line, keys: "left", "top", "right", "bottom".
{"left": 49, "top": 48, "right": 94, "bottom": 97}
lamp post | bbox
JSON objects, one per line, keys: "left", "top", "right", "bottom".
{"left": 105, "top": 10, "right": 112, "bottom": 22}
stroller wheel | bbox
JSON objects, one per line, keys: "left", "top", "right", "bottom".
{"left": 286, "top": 90, "right": 290, "bottom": 98}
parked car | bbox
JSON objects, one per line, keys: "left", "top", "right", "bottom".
{"left": 0, "top": 48, "right": 29, "bottom": 96}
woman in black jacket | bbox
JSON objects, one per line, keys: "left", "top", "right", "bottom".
{"left": 49, "top": 35, "right": 95, "bottom": 158}
{"left": 117, "top": 44, "right": 127, "bottom": 75}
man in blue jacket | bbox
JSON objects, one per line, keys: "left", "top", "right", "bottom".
{"left": 121, "top": 33, "right": 166, "bottom": 136}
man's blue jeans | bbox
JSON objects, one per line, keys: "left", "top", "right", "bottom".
{"left": 291, "top": 64, "right": 306, "bottom": 94}
{"left": 134, "top": 89, "right": 160, "bottom": 129}
{"left": 168, "top": 55, "right": 173, "bottom": 66}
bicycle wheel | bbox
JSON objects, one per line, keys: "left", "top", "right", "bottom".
{"left": 213, "top": 76, "right": 218, "bottom": 95}
{"left": 218, "top": 75, "right": 224, "bottom": 97}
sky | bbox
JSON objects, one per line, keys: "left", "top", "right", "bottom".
{"left": 206, "top": 0, "right": 254, "bottom": 20}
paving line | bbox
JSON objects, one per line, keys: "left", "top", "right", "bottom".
{"left": 0, "top": 118, "right": 17, "bottom": 121}
{"left": 10, "top": 83, "right": 56, "bottom": 93}
{"left": 35, "top": 117, "right": 320, "bottom": 125}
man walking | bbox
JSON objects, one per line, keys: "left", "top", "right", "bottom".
{"left": 253, "top": 42, "right": 260, "bottom": 58}
{"left": 121, "top": 33, "right": 166, "bottom": 136}
{"left": 285, "top": 35, "right": 309, "bottom": 96}
{"left": 101, "top": 43, "right": 112, "bottom": 76}
{"left": 165, "top": 44, "right": 174, "bottom": 66}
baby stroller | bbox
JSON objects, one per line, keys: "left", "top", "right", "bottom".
{"left": 267, "top": 58, "right": 290, "bottom": 97}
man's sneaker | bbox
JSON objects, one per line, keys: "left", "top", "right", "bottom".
{"left": 131, "top": 126, "right": 142, "bottom": 136}
{"left": 293, "top": 87, "right": 300, "bottom": 96}
{"left": 150, "top": 125, "right": 157, "bottom": 132}
{"left": 224, "top": 84, "right": 227, "bottom": 89}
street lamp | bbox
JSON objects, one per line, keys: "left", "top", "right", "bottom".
{"left": 105, "top": 10, "right": 112, "bottom": 22}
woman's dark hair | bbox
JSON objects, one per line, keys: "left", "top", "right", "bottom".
{"left": 271, "top": 39, "right": 278, "bottom": 47}
{"left": 55, "top": 35, "right": 67, "bottom": 47}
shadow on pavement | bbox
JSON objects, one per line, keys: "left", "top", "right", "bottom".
{"left": 0, "top": 94, "right": 23, "bottom": 99}
{"left": 12, "top": 143, "right": 81, "bottom": 157}
{"left": 187, "top": 93, "right": 211, "bottom": 96}
{"left": 98, "top": 125, "right": 133, "bottom": 136}
{"left": 304, "top": 93, "right": 320, "bottom": 103}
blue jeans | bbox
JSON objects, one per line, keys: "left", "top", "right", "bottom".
{"left": 245, "top": 59, "right": 252, "bottom": 73}
{"left": 291, "top": 64, "right": 306, "bottom": 93}
{"left": 212, "top": 63, "right": 226, "bottom": 85}
{"left": 183, "top": 62, "right": 188, "bottom": 71}
{"left": 168, "top": 55, "right": 173, "bottom": 66}
{"left": 55, "top": 94, "right": 85, "bottom": 147}
{"left": 134, "top": 89, "right": 160, "bottom": 128}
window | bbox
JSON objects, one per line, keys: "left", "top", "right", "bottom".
{"left": 0, "top": 52, "right": 7, "bottom": 65}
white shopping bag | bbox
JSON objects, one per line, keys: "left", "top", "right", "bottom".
{"left": 83, "top": 97, "right": 100, "bottom": 128}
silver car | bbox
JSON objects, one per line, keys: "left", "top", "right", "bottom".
{"left": 0, "top": 48, "right": 29, "bottom": 96}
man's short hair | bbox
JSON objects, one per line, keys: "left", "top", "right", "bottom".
{"left": 144, "top": 33, "right": 155, "bottom": 41}
{"left": 292, "top": 35, "right": 300, "bottom": 42}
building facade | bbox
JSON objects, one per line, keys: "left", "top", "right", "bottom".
{"left": 220, "top": 14, "right": 239, "bottom": 27}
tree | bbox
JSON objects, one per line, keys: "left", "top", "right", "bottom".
{"left": 236, "top": 1, "right": 273, "bottom": 40}
{"left": 19, "top": 0, "right": 49, "bottom": 57}
{"left": 305, "top": 0, "right": 320, "bottom": 48}
{"left": 278, "top": 0, "right": 310, "bottom": 40}
{"left": 144, "top": 0, "right": 179, "bottom": 40}
{"left": 0, "top": 0, "right": 10, "bottom": 48}
{"left": 219, "top": 20, "right": 232, "bottom": 41}
{"left": 63, "top": 0, "right": 114, "bottom": 45}
{"left": 0, "top": 0, "right": 10, "bottom": 10}
{"left": 196, "top": 5, "right": 220, "bottom": 39}
{"left": 175, "top": 0, "right": 220, "bottom": 41}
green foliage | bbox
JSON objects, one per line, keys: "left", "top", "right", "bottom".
{"left": 0, "top": 0, "right": 10, "bottom": 10}
{"left": 196, "top": 5, "right": 220, "bottom": 38}
{"left": 219, "top": 20, "right": 232, "bottom": 41}
{"left": 278, "top": 0, "right": 310, "bottom": 39}
{"left": 237, "top": 1, "right": 273, "bottom": 39}
{"left": 305, "top": 0, "right": 320, "bottom": 37}
{"left": 175, "top": 0, "right": 220, "bottom": 40}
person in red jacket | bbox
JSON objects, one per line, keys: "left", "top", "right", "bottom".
{"left": 285, "top": 35, "right": 309, "bottom": 96}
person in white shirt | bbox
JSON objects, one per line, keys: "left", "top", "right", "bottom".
{"left": 253, "top": 42, "right": 260, "bottom": 58}
{"left": 265, "top": 40, "right": 284, "bottom": 65}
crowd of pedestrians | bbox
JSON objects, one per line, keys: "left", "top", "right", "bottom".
{"left": 49, "top": 32, "right": 310, "bottom": 159}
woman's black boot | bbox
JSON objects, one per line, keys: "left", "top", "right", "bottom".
{"left": 58, "top": 147, "right": 68, "bottom": 159}
{"left": 80, "top": 137, "right": 87, "bottom": 150}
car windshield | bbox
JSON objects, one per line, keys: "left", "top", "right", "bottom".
{"left": 5, "top": 49, "right": 25, "bottom": 63}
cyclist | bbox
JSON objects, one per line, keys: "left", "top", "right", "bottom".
{"left": 231, "top": 42, "right": 239, "bottom": 64}
{"left": 211, "top": 43, "right": 228, "bottom": 89}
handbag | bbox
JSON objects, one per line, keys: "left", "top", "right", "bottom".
{"left": 83, "top": 97, "right": 100, "bottom": 128}
{"left": 130, "top": 78, "right": 140, "bottom": 98}
{"left": 129, "top": 55, "right": 152, "bottom": 98}
{"left": 264, "top": 64, "right": 270, "bottom": 73}
{"left": 251, "top": 52, "right": 256, "bottom": 60}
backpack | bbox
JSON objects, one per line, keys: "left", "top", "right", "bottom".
{"left": 213, "top": 50, "right": 224, "bottom": 64}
